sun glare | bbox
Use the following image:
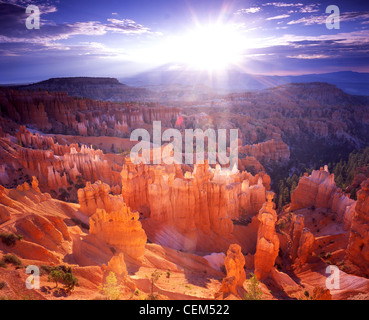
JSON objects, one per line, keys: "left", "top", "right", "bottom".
{"left": 178, "top": 23, "right": 244, "bottom": 71}
{"left": 130, "top": 22, "right": 247, "bottom": 72}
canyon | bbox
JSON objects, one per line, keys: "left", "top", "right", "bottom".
{"left": 0, "top": 81, "right": 368, "bottom": 300}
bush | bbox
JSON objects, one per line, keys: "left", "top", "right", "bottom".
{"left": 63, "top": 272, "right": 78, "bottom": 293}
{"left": 99, "top": 271, "right": 121, "bottom": 300}
{"left": 0, "top": 233, "right": 22, "bottom": 247}
{"left": 244, "top": 273, "right": 263, "bottom": 300}
{"left": 47, "top": 267, "right": 78, "bottom": 293}
{"left": 48, "top": 269, "right": 64, "bottom": 288}
{"left": 2, "top": 254, "right": 22, "bottom": 266}
{"left": 42, "top": 264, "right": 72, "bottom": 275}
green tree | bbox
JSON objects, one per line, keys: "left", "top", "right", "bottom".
{"left": 48, "top": 270, "right": 64, "bottom": 288}
{"left": 100, "top": 271, "right": 121, "bottom": 300}
{"left": 63, "top": 272, "right": 78, "bottom": 293}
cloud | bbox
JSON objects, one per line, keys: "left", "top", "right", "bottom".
{"left": 0, "top": 2, "right": 158, "bottom": 59}
{"left": 288, "top": 11, "right": 369, "bottom": 25}
{"left": 106, "top": 18, "right": 151, "bottom": 34}
{"left": 262, "top": 30, "right": 369, "bottom": 47}
{"left": 266, "top": 14, "right": 290, "bottom": 20}
{"left": 340, "top": 11, "right": 369, "bottom": 22}
{"left": 0, "top": 3, "right": 155, "bottom": 44}
{"left": 262, "top": 2, "right": 303, "bottom": 7}
{"left": 234, "top": 7, "right": 261, "bottom": 15}
{"left": 2, "top": 0, "right": 58, "bottom": 14}
{"left": 287, "top": 15, "right": 325, "bottom": 25}
{"left": 286, "top": 54, "right": 331, "bottom": 59}
{"left": 299, "top": 4, "right": 320, "bottom": 13}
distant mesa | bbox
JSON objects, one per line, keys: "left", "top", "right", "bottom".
{"left": 11, "top": 77, "right": 150, "bottom": 102}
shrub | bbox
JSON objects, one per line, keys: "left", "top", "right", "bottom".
{"left": 0, "top": 233, "right": 22, "bottom": 247}
{"left": 48, "top": 269, "right": 64, "bottom": 288}
{"left": 63, "top": 272, "right": 78, "bottom": 293}
{"left": 42, "top": 264, "right": 71, "bottom": 275}
{"left": 47, "top": 267, "right": 78, "bottom": 293}
{"left": 244, "top": 273, "right": 263, "bottom": 300}
{"left": 2, "top": 254, "right": 22, "bottom": 266}
{"left": 99, "top": 271, "right": 121, "bottom": 300}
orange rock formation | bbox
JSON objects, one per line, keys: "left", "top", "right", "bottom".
{"left": 106, "top": 253, "right": 128, "bottom": 276}
{"left": 254, "top": 192, "right": 280, "bottom": 280}
{"left": 89, "top": 203, "right": 147, "bottom": 260}
{"left": 291, "top": 166, "right": 356, "bottom": 229}
{"left": 77, "top": 181, "right": 124, "bottom": 217}
{"left": 346, "top": 178, "right": 369, "bottom": 276}
{"left": 121, "top": 158, "right": 270, "bottom": 241}
{"left": 221, "top": 244, "right": 246, "bottom": 296}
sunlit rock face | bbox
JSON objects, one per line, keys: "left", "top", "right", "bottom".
{"left": 221, "top": 244, "right": 246, "bottom": 296}
{"left": 254, "top": 192, "right": 279, "bottom": 280}
{"left": 347, "top": 179, "right": 369, "bottom": 276}
{"left": 291, "top": 166, "right": 335, "bottom": 211}
{"left": 0, "top": 180, "right": 72, "bottom": 264}
{"left": 121, "top": 158, "right": 270, "bottom": 239}
{"left": 290, "top": 166, "right": 356, "bottom": 229}
{"left": 77, "top": 180, "right": 124, "bottom": 217}
{"left": 289, "top": 215, "right": 315, "bottom": 266}
{"left": 89, "top": 203, "right": 147, "bottom": 261}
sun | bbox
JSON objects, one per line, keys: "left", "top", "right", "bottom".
{"left": 178, "top": 23, "right": 245, "bottom": 71}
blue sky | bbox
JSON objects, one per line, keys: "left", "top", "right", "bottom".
{"left": 0, "top": 0, "right": 368, "bottom": 83}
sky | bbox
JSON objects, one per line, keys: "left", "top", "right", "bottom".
{"left": 0, "top": 0, "right": 369, "bottom": 83}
